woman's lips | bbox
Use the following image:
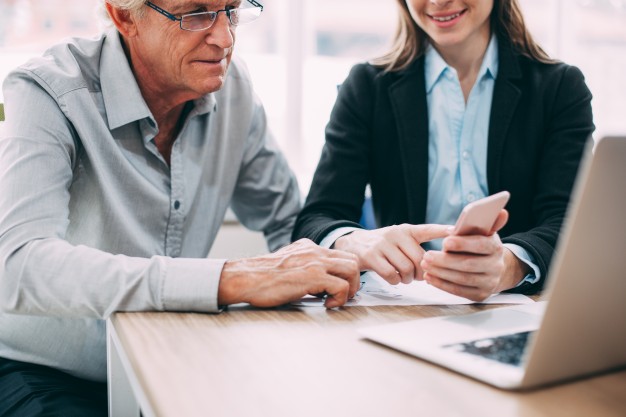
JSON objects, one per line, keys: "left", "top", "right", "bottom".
{"left": 428, "top": 9, "right": 467, "bottom": 27}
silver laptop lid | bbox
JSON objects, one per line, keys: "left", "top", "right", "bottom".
{"left": 522, "top": 136, "right": 626, "bottom": 387}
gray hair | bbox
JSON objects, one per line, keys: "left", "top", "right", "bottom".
{"left": 98, "top": 0, "right": 147, "bottom": 27}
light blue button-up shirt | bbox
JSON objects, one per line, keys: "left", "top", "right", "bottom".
{"left": 424, "top": 36, "right": 539, "bottom": 281}
{"left": 0, "top": 30, "right": 301, "bottom": 381}
{"left": 423, "top": 37, "right": 497, "bottom": 245}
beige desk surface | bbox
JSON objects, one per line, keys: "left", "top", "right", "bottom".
{"left": 110, "top": 304, "right": 626, "bottom": 417}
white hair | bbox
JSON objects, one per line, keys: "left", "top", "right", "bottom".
{"left": 98, "top": 0, "right": 147, "bottom": 27}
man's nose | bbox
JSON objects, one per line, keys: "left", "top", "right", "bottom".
{"left": 205, "top": 12, "right": 234, "bottom": 49}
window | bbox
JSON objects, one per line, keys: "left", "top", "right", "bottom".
{"left": 235, "top": 0, "right": 396, "bottom": 188}
{"left": 0, "top": 0, "right": 100, "bottom": 82}
{"left": 1, "top": 0, "right": 625, "bottom": 191}
{"left": 518, "top": 0, "right": 626, "bottom": 139}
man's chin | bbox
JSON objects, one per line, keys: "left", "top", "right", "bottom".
{"left": 184, "top": 73, "right": 226, "bottom": 95}
{"left": 199, "top": 78, "right": 226, "bottom": 94}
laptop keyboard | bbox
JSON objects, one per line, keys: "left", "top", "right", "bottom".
{"left": 444, "top": 331, "right": 534, "bottom": 367}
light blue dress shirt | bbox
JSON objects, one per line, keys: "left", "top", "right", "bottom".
{"left": 422, "top": 37, "right": 496, "bottom": 245}
{"left": 322, "top": 36, "right": 539, "bottom": 285}
{"left": 0, "top": 30, "right": 301, "bottom": 381}
{"left": 423, "top": 36, "right": 539, "bottom": 284}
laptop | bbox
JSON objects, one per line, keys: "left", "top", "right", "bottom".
{"left": 359, "top": 136, "right": 626, "bottom": 390}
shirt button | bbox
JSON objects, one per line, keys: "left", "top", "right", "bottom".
{"left": 467, "top": 193, "right": 476, "bottom": 203}
{"left": 174, "top": 200, "right": 180, "bottom": 210}
{"left": 462, "top": 151, "right": 471, "bottom": 160}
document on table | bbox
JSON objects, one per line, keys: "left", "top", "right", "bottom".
{"left": 293, "top": 271, "right": 533, "bottom": 307}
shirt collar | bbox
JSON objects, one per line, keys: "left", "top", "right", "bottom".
{"left": 424, "top": 34, "right": 499, "bottom": 94}
{"left": 100, "top": 29, "right": 217, "bottom": 131}
{"left": 480, "top": 34, "right": 499, "bottom": 80}
{"left": 100, "top": 29, "right": 153, "bottom": 131}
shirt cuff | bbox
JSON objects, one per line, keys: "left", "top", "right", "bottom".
{"left": 319, "top": 227, "right": 361, "bottom": 249}
{"left": 503, "top": 243, "right": 541, "bottom": 287}
{"left": 160, "top": 257, "right": 226, "bottom": 313}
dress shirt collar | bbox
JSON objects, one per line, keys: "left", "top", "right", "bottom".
{"left": 424, "top": 34, "right": 499, "bottom": 94}
{"left": 100, "top": 30, "right": 152, "bottom": 130}
{"left": 100, "top": 29, "right": 217, "bottom": 131}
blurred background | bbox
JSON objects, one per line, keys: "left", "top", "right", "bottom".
{"left": 1, "top": 0, "right": 625, "bottom": 191}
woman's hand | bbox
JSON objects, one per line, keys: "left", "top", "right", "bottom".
{"left": 420, "top": 210, "right": 530, "bottom": 301}
{"left": 333, "top": 224, "right": 451, "bottom": 284}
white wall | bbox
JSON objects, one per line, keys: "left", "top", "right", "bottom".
{"left": 208, "top": 222, "right": 269, "bottom": 260}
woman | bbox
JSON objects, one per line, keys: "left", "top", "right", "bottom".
{"left": 293, "top": 0, "right": 594, "bottom": 301}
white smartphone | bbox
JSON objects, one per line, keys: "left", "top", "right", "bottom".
{"left": 453, "top": 191, "right": 511, "bottom": 236}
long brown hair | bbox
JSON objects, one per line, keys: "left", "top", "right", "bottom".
{"left": 372, "top": 0, "right": 553, "bottom": 72}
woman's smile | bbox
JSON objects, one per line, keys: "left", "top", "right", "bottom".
{"left": 427, "top": 9, "right": 468, "bottom": 28}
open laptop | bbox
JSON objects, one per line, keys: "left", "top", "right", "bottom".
{"left": 359, "top": 136, "right": 626, "bottom": 390}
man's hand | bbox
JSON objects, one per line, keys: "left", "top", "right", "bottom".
{"left": 218, "top": 239, "right": 360, "bottom": 309}
{"left": 420, "top": 210, "right": 530, "bottom": 301}
{"left": 333, "top": 224, "right": 451, "bottom": 284}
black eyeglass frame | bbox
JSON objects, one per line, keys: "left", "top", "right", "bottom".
{"left": 145, "top": 0, "right": 264, "bottom": 31}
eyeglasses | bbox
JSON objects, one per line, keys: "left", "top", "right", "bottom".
{"left": 145, "top": 0, "right": 263, "bottom": 32}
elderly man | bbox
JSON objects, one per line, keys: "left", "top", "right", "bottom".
{"left": 0, "top": 1, "right": 361, "bottom": 415}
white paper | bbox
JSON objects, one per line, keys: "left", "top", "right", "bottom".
{"left": 293, "top": 271, "right": 534, "bottom": 307}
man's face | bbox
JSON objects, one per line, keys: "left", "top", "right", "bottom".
{"left": 128, "top": 0, "right": 239, "bottom": 101}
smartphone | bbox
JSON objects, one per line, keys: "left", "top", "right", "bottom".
{"left": 453, "top": 191, "right": 511, "bottom": 236}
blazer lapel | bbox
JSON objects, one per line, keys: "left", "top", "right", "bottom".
{"left": 487, "top": 39, "right": 523, "bottom": 192}
{"left": 389, "top": 59, "right": 430, "bottom": 224}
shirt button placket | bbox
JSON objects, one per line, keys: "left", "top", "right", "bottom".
{"left": 166, "top": 141, "right": 184, "bottom": 258}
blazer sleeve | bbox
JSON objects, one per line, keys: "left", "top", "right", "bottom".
{"left": 292, "top": 64, "right": 377, "bottom": 243}
{"left": 503, "top": 64, "right": 594, "bottom": 294}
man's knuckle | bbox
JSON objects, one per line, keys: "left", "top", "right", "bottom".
{"left": 295, "top": 238, "right": 311, "bottom": 246}
{"left": 304, "top": 260, "right": 324, "bottom": 272}
{"left": 348, "top": 259, "right": 359, "bottom": 271}
{"left": 384, "top": 271, "right": 400, "bottom": 284}
{"left": 398, "top": 263, "right": 413, "bottom": 276}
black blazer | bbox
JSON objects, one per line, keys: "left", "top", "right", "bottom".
{"left": 293, "top": 37, "right": 594, "bottom": 294}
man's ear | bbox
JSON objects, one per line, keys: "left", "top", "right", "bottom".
{"left": 105, "top": 3, "right": 138, "bottom": 37}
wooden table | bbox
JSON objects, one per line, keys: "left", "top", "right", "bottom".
{"left": 107, "top": 304, "right": 626, "bottom": 417}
